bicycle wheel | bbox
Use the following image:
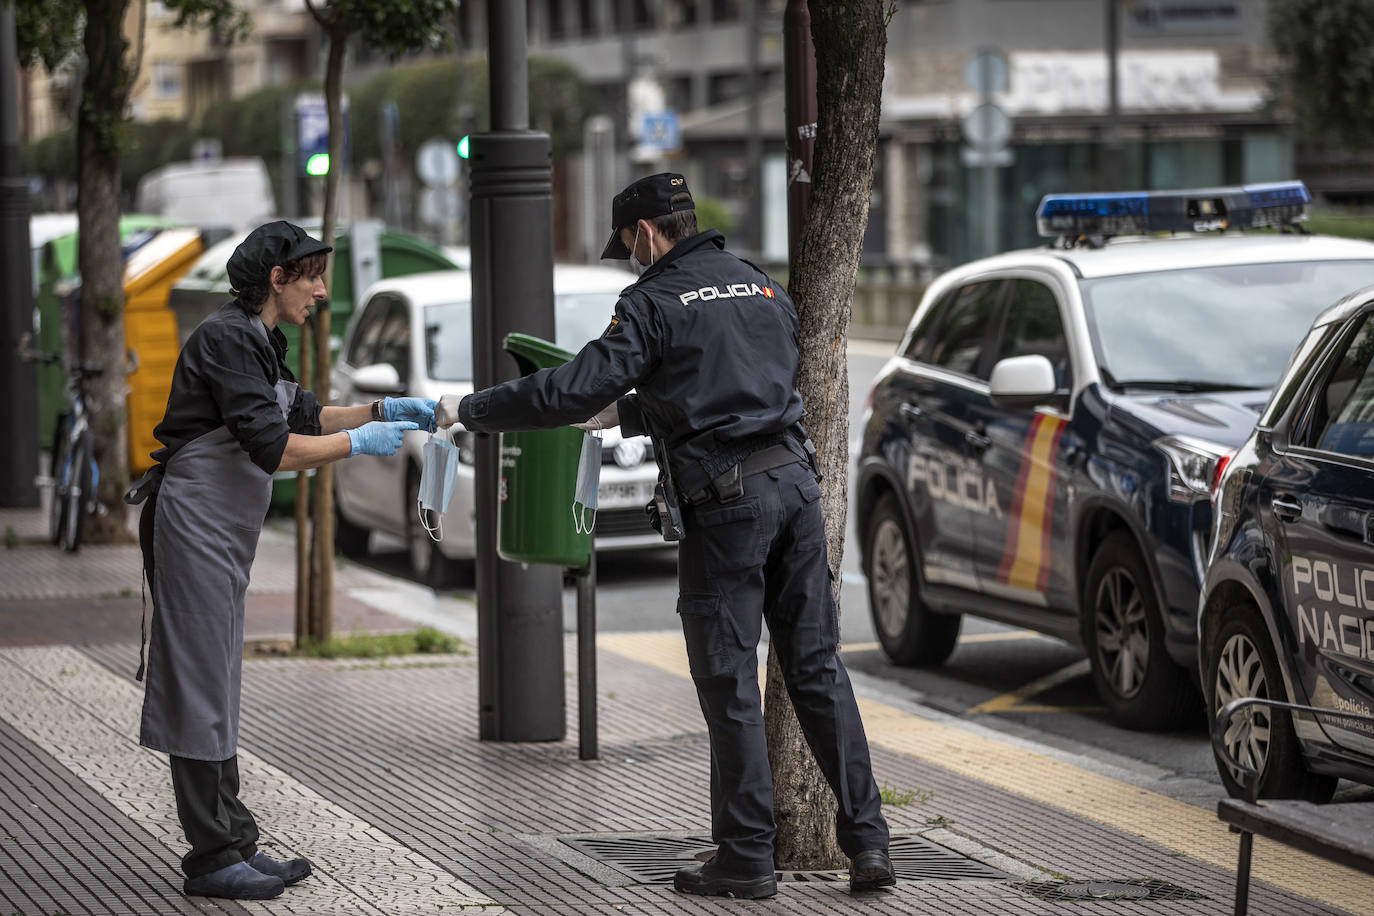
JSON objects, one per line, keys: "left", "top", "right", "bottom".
{"left": 48, "top": 414, "right": 71, "bottom": 545}
{"left": 61, "top": 434, "right": 93, "bottom": 552}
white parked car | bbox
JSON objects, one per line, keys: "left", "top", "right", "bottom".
{"left": 331, "top": 265, "right": 665, "bottom": 585}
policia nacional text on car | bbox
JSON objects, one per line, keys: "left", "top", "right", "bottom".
{"left": 124, "top": 222, "right": 436, "bottom": 902}
{"left": 448, "top": 174, "right": 896, "bottom": 899}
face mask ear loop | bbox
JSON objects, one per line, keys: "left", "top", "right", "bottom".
{"left": 573, "top": 503, "right": 597, "bottom": 535}
{"left": 419, "top": 502, "right": 443, "bottom": 542}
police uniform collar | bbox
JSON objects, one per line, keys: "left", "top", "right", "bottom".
{"left": 634, "top": 230, "right": 725, "bottom": 283}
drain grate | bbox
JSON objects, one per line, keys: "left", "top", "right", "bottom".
{"left": 551, "top": 831, "right": 1011, "bottom": 886}
{"left": 1014, "top": 878, "right": 1207, "bottom": 903}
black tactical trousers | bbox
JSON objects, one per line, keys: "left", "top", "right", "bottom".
{"left": 677, "top": 460, "right": 889, "bottom": 875}
{"left": 170, "top": 755, "right": 260, "bottom": 878}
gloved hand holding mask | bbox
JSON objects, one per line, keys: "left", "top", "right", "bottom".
{"left": 417, "top": 428, "right": 460, "bottom": 541}
{"left": 384, "top": 397, "right": 438, "bottom": 432}
{"left": 434, "top": 394, "right": 461, "bottom": 429}
{"left": 575, "top": 401, "right": 620, "bottom": 431}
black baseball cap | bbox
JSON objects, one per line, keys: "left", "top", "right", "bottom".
{"left": 600, "top": 172, "right": 695, "bottom": 260}
{"left": 227, "top": 220, "right": 333, "bottom": 293}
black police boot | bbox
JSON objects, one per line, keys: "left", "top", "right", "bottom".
{"left": 183, "top": 861, "right": 284, "bottom": 900}
{"left": 247, "top": 850, "right": 313, "bottom": 886}
{"left": 849, "top": 849, "right": 897, "bottom": 893}
{"left": 673, "top": 860, "right": 777, "bottom": 899}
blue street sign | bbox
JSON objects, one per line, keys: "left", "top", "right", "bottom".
{"left": 638, "top": 111, "right": 681, "bottom": 154}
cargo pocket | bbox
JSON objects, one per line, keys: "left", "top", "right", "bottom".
{"left": 693, "top": 497, "right": 765, "bottom": 575}
{"left": 677, "top": 592, "right": 740, "bottom": 679}
{"left": 794, "top": 476, "right": 826, "bottom": 549}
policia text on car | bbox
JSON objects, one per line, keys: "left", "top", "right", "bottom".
{"left": 124, "top": 222, "right": 437, "bottom": 902}
{"left": 449, "top": 173, "right": 895, "bottom": 899}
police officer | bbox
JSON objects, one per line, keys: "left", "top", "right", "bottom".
{"left": 128, "top": 221, "right": 434, "bottom": 900}
{"left": 449, "top": 174, "right": 894, "bottom": 898}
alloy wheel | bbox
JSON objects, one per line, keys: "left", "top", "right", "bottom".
{"left": 870, "top": 518, "right": 910, "bottom": 639}
{"left": 1214, "top": 632, "right": 1271, "bottom": 785}
{"left": 1093, "top": 568, "right": 1149, "bottom": 699}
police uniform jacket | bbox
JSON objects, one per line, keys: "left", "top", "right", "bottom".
{"left": 458, "top": 230, "right": 805, "bottom": 495}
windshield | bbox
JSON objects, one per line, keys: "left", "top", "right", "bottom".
{"left": 424, "top": 292, "right": 620, "bottom": 381}
{"left": 1080, "top": 260, "right": 1374, "bottom": 390}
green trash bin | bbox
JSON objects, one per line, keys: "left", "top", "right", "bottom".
{"left": 497, "top": 333, "right": 591, "bottom": 568}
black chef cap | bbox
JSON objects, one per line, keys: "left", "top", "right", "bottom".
{"left": 227, "top": 221, "right": 333, "bottom": 294}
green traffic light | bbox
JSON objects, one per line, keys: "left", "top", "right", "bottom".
{"left": 306, "top": 153, "right": 330, "bottom": 176}
{"left": 457, "top": 135, "right": 470, "bottom": 159}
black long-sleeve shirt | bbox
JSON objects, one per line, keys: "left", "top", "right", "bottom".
{"left": 458, "top": 230, "right": 805, "bottom": 496}
{"left": 151, "top": 300, "right": 322, "bottom": 474}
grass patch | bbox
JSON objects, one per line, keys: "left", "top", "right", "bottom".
{"left": 879, "top": 783, "right": 933, "bottom": 807}
{"left": 295, "top": 627, "right": 466, "bottom": 659}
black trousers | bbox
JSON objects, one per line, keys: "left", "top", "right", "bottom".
{"left": 169, "top": 755, "right": 260, "bottom": 878}
{"left": 677, "top": 460, "right": 889, "bottom": 874}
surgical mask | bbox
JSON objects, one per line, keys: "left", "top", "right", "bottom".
{"left": 417, "top": 430, "right": 459, "bottom": 541}
{"left": 573, "top": 429, "right": 602, "bottom": 534}
{"left": 631, "top": 226, "right": 654, "bottom": 275}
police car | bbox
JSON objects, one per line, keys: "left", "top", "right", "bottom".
{"left": 1200, "top": 291, "right": 1374, "bottom": 799}
{"left": 855, "top": 182, "right": 1374, "bottom": 730}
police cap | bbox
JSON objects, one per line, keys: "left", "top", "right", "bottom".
{"left": 600, "top": 172, "right": 694, "bottom": 260}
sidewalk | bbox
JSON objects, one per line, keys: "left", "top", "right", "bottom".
{"left": 2, "top": 505, "right": 1373, "bottom": 915}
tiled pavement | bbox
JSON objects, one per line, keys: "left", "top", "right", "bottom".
{"left": 2, "top": 506, "right": 1373, "bottom": 915}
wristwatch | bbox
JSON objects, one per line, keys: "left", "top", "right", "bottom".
{"left": 371, "top": 399, "right": 385, "bottom": 421}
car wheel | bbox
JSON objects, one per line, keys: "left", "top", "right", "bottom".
{"left": 406, "top": 465, "right": 469, "bottom": 589}
{"left": 334, "top": 502, "right": 370, "bottom": 558}
{"left": 863, "top": 492, "right": 961, "bottom": 667}
{"left": 1206, "top": 606, "right": 1337, "bottom": 802}
{"left": 1082, "top": 531, "right": 1199, "bottom": 730}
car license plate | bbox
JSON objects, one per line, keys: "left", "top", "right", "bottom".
{"left": 598, "top": 480, "right": 653, "bottom": 509}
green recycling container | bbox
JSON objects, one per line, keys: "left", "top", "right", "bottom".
{"left": 497, "top": 333, "right": 591, "bottom": 568}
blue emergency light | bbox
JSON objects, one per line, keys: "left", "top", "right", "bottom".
{"left": 1036, "top": 180, "right": 1311, "bottom": 240}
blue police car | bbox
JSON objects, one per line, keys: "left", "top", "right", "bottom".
{"left": 855, "top": 182, "right": 1374, "bottom": 730}
{"left": 1201, "top": 291, "right": 1374, "bottom": 799}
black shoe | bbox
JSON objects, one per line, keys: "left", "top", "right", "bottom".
{"left": 248, "top": 850, "right": 313, "bottom": 886}
{"left": 183, "top": 861, "right": 285, "bottom": 900}
{"left": 849, "top": 849, "right": 896, "bottom": 893}
{"left": 674, "top": 860, "right": 778, "bottom": 899}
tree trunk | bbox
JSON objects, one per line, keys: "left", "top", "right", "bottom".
{"left": 765, "top": 0, "right": 887, "bottom": 870}
{"left": 76, "top": 0, "right": 134, "bottom": 544}
{"left": 307, "top": 31, "right": 347, "bottom": 643}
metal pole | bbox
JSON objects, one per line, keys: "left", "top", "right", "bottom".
{"left": 783, "top": 0, "right": 817, "bottom": 278}
{"left": 744, "top": 0, "right": 763, "bottom": 256}
{"left": 981, "top": 54, "right": 998, "bottom": 258}
{"left": 0, "top": 4, "right": 40, "bottom": 508}
{"left": 470, "top": 0, "right": 564, "bottom": 742}
{"left": 577, "top": 551, "right": 597, "bottom": 760}
{"left": 1104, "top": 0, "right": 1125, "bottom": 188}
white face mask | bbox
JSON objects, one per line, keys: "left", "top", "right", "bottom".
{"left": 631, "top": 225, "right": 654, "bottom": 275}
{"left": 417, "top": 430, "right": 459, "bottom": 541}
{"left": 572, "top": 429, "right": 602, "bottom": 534}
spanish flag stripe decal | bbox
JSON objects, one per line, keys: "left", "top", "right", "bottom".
{"left": 996, "top": 414, "right": 1067, "bottom": 592}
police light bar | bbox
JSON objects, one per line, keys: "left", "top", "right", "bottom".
{"left": 1036, "top": 181, "right": 1310, "bottom": 239}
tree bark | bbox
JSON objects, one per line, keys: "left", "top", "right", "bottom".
{"left": 306, "top": 30, "right": 347, "bottom": 643}
{"left": 765, "top": 0, "right": 887, "bottom": 870}
{"left": 76, "top": 0, "right": 134, "bottom": 544}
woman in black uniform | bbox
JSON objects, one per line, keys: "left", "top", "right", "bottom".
{"left": 127, "top": 221, "right": 435, "bottom": 900}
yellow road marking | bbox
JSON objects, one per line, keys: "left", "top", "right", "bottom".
{"left": 599, "top": 630, "right": 1374, "bottom": 915}
{"left": 968, "top": 658, "right": 1094, "bottom": 714}
{"left": 841, "top": 628, "right": 1045, "bottom": 655}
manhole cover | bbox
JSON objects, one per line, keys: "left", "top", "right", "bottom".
{"left": 552, "top": 832, "right": 1011, "bottom": 886}
{"left": 1015, "top": 878, "right": 1206, "bottom": 903}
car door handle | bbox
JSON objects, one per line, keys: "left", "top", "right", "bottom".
{"left": 899, "top": 403, "right": 923, "bottom": 423}
{"left": 965, "top": 428, "right": 992, "bottom": 452}
{"left": 1271, "top": 495, "right": 1303, "bottom": 522}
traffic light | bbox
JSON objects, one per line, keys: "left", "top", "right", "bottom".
{"left": 305, "top": 153, "right": 330, "bottom": 176}
{"left": 457, "top": 135, "right": 470, "bottom": 159}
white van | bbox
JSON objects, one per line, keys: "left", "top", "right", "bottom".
{"left": 134, "top": 158, "right": 276, "bottom": 232}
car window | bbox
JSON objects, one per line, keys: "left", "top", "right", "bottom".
{"left": 997, "top": 279, "right": 1073, "bottom": 390}
{"left": 1312, "top": 314, "right": 1374, "bottom": 458}
{"left": 424, "top": 301, "right": 473, "bottom": 382}
{"left": 928, "top": 281, "right": 1005, "bottom": 380}
{"left": 346, "top": 297, "right": 390, "bottom": 367}
{"left": 372, "top": 301, "right": 412, "bottom": 379}
{"left": 903, "top": 287, "right": 957, "bottom": 362}
{"left": 555, "top": 293, "right": 619, "bottom": 350}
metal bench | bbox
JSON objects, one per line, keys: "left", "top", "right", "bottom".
{"left": 1212, "top": 696, "right": 1374, "bottom": 916}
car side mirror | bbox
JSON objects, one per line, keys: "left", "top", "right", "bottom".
{"left": 990, "top": 355, "right": 1059, "bottom": 410}
{"left": 351, "top": 362, "right": 406, "bottom": 396}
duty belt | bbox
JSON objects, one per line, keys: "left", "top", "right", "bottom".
{"left": 685, "top": 443, "right": 805, "bottom": 505}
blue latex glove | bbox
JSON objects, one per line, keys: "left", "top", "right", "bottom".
{"left": 347, "top": 421, "right": 419, "bottom": 457}
{"left": 384, "top": 397, "right": 438, "bottom": 432}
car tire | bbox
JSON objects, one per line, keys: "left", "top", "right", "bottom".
{"left": 1206, "top": 605, "right": 1338, "bottom": 802}
{"left": 863, "top": 492, "right": 961, "bottom": 667}
{"left": 334, "top": 503, "right": 370, "bottom": 558}
{"left": 1082, "top": 531, "right": 1199, "bottom": 730}
{"left": 406, "top": 464, "right": 470, "bottom": 589}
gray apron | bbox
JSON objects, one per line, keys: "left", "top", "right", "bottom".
{"left": 139, "top": 321, "right": 296, "bottom": 761}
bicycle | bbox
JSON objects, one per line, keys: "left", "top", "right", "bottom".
{"left": 20, "top": 332, "right": 102, "bottom": 552}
